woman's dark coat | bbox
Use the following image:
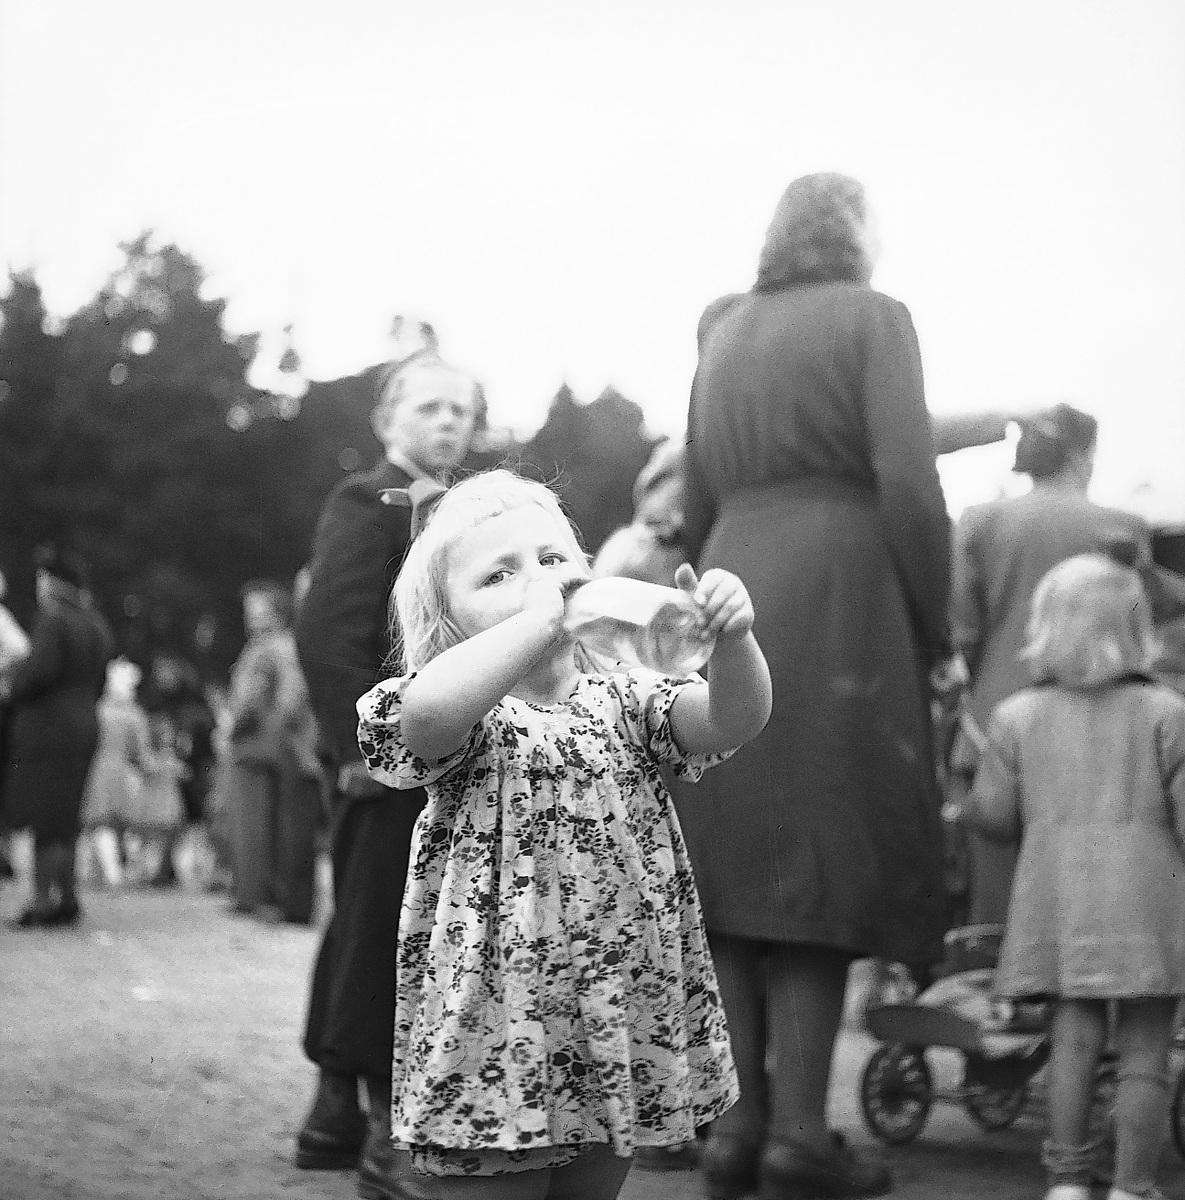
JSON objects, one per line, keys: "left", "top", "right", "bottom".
{"left": 2, "top": 595, "right": 114, "bottom": 841}
{"left": 678, "top": 281, "right": 951, "bottom": 966}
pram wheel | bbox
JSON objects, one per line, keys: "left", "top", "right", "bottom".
{"left": 860, "top": 1044, "right": 933, "bottom": 1144}
{"left": 963, "top": 1080, "right": 1028, "bottom": 1130}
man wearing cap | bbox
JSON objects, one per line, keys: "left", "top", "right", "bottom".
{"left": 293, "top": 353, "right": 482, "bottom": 1197}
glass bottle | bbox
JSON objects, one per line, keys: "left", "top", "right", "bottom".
{"left": 563, "top": 577, "right": 716, "bottom": 675}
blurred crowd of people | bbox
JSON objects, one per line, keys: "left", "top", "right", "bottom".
{"left": 4, "top": 172, "right": 1185, "bottom": 1200}
{"left": 0, "top": 555, "right": 325, "bottom": 930}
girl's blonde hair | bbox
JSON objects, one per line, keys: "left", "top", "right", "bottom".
{"left": 1023, "top": 553, "right": 1157, "bottom": 689}
{"left": 390, "top": 469, "right": 588, "bottom": 673}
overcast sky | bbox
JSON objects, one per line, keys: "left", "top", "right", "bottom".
{"left": 2, "top": 0, "right": 1183, "bottom": 518}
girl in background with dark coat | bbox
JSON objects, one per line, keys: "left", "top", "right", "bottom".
{"left": 679, "top": 172, "right": 951, "bottom": 1199}
{"left": 2, "top": 546, "right": 114, "bottom": 927}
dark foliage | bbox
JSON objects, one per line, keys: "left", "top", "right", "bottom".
{"left": 1, "top": 237, "right": 660, "bottom": 680}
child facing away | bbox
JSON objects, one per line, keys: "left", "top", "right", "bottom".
{"left": 78, "top": 657, "right": 150, "bottom": 887}
{"left": 356, "top": 470, "right": 772, "bottom": 1199}
{"left": 122, "top": 711, "right": 188, "bottom": 885}
{"left": 965, "top": 553, "right": 1185, "bottom": 1200}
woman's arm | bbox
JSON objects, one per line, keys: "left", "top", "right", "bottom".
{"left": 950, "top": 508, "right": 986, "bottom": 676}
{"left": 963, "top": 712, "right": 1023, "bottom": 842}
{"left": 861, "top": 296, "right": 952, "bottom": 666}
{"left": 4, "top": 609, "right": 65, "bottom": 705}
{"left": 668, "top": 567, "right": 773, "bottom": 755}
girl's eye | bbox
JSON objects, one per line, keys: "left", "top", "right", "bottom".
{"left": 484, "top": 569, "right": 510, "bottom": 586}
{"left": 540, "top": 553, "right": 566, "bottom": 566}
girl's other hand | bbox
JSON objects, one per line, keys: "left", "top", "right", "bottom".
{"left": 675, "top": 564, "right": 755, "bottom": 640}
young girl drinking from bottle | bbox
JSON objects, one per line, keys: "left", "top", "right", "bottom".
{"left": 968, "top": 553, "right": 1185, "bottom": 1200}
{"left": 356, "top": 469, "right": 772, "bottom": 1199}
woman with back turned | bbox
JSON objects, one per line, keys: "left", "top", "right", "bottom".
{"left": 679, "top": 172, "right": 951, "bottom": 1199}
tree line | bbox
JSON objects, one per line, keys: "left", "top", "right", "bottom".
{"left": 0, "top": 235, "right": 659, "bottom": 678}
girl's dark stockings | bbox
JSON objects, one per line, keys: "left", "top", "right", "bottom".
{"left": 1048, "top": 997, "right": 1176, "bottom": 1194}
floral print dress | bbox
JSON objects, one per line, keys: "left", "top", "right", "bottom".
{"left": 356, "top": 668, "right": 739, "bottom": 1175}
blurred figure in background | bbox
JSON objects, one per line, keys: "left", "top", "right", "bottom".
{"left": 0, "top": 566, "right": 31, "bottom": 882}
{"left": 592, "top": 439, "right": 687, "bottom": 586}
{"left": 222, "top": 580, "right": 321, "bottom": 924}
{"left": 121, "top": 710, "right": 187, "bottom": 885}
{"left": 293, "top": 352, "right": 482, "bottom": 1193}
{"left": 2, "top": 545, "right": 114, "bottom": 928}
{"left": 950, "top": 403, "right": 1149, "bottom": 925}
{"left": 78, "top": 657, "right": 148, "bottom": 888}
{"left": 139, "top": 652, "right": 216, "bottom": 888}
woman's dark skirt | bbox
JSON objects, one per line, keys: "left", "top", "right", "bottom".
{"left": 674, "top": 483, "right": 948, "bottom": 967}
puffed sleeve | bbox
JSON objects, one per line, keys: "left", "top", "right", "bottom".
{"left": 966, "top": 707, "right": 1022, "bottom": 843}
{"left": 356, "top": 674, "right": 483, "bottom": 790}
{"left": 861, "top": 295, "right": 952, "bottom": 665}
{"left": 615, "top": 669, "right": 737, "bottom": 782}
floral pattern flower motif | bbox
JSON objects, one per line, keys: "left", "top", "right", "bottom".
{"left": 357, "top": 669, "right": 740, "bottom": 1176}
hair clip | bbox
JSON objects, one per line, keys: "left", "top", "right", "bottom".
{"left": 380, "top": 478, "right": 449, "bottom": 541}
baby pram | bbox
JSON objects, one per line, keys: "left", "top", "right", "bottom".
{"left": 860, "top": 612, "right": 1185, "bottom": 1150}
{"left": 858, "top": 923, "right": 1056, "bottom": 1144}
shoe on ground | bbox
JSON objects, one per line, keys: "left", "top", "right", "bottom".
{"left": 1046, "top": 1186, "right": 1091, "bottom": 1200}
{"left": 1107, "top": 1187, "right": 1169, "bottom": 1200}
{"left": 356, "top": 1119, "right": 423, "bottom": 1200}
{"left": 294, "top": 1073, "right": 367, "bottom": 1170}
{"left": 759, "top": 1132, "right": 891, "bottom": 1199}
{"left": 11, "top": 900, "right": 81, "bottom": 929}
{"left": 634, "top": 1141, "right": 701, "bottom": 1171}
{"left": 700, "top": 1132, "right": 761, "bottom": 1200}
{"left": 295, "top": 1124, "right": 365, "bottom": 1171}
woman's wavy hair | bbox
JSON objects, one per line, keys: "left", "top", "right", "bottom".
{"left": 1013, "top": 402, "right": 1098, "bottom": 480}
{"left": 755, "top": 172, "right": 871, "bottom": 291}
{"left": 1022, "top": 553, "right": 1157, "bottom": 689}
{"left": 389, "top": 469, "right": 588, "bottom": 673}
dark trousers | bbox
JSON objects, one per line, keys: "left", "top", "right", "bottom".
{"left": 274, "top": 765, "right": 323, "bottom": 924}
{"left": 228, "top": 759, "right": 323, "bottom": 922}
{"left": 302, "top": 784, "right": 425, "bottom": 1081}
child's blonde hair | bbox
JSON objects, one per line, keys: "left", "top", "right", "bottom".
{"left": 1023, "top": 553, "right": 1157, "bottom": 688}
{"left": 391, "top": 469, "right": 588, "bottom": 672}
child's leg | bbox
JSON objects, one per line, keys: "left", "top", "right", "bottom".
{"left": 137, "top": 836, "right": 165, "bottom": 884}
{"left": 1044, "top": 998, "right": 1108, "bottom": 1187}
{"left": 404, "top": 1146, "right": 632, "bottom": 1200}
{"left": 1110, "top": 997, "right": 1176, "bottom": 1195}
{"left": 92, "top": 827, "right": 124, "bottom": 887}
{"left": 545, "top": 1145, "right": 633, "bottom": 1199}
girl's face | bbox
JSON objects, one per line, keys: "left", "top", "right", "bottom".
{"left": 445, "top": 505, "right": 588, "bottom": 639}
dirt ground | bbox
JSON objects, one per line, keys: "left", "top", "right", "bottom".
{"left": 4, "top": 847, "right": 1185, "bottom": 1200}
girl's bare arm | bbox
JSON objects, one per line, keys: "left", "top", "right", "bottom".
{"left": 668, "top": 566, "right": 773, "bottom": 755}
{"left": 669, "top": 631, "right": 772, "bottom": 755}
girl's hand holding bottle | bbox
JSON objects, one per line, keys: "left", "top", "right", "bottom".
{"left": 523, "top": 563, "right": 592, "bottom": 635}
{"left": 675, "top": 562, "right": 755, "bottom": 642}
{"left": 665, "top": 563, "right": 773, "bottom": 758}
